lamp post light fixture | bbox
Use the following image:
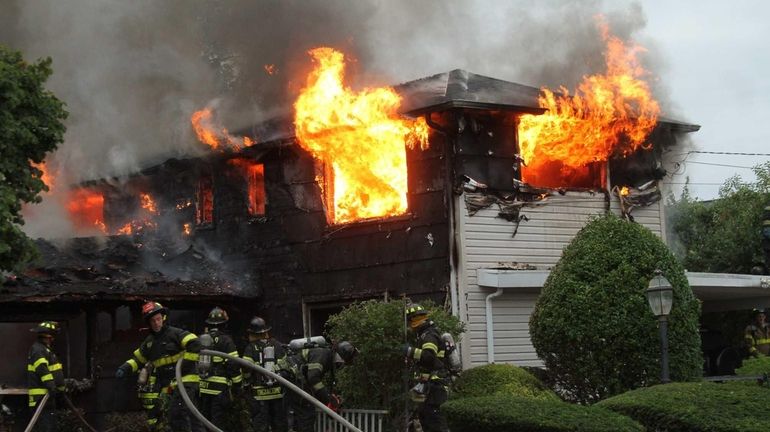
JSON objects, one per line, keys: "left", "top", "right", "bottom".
{"left": 647, "top": 269, "right": 674, "bottom": 383}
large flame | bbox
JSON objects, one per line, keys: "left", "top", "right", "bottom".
{"left": 294, "top": 47, "right": 429, "bottom": 224}
{"left": 67, "top": 189, "right": 107, "bottom": 234}
{"left": 191, "top": 108, "right": 254, "bottom": 151}
{"left": 518, "top": 20, "right": 660, "bottom": 188}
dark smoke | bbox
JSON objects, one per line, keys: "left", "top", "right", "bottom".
{"left": 1, "top": 0, "right": 676, "bottom": 237}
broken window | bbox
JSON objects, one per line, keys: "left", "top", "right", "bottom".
{"left": 196, "top": 174, "right": 214, "bottom": 225}
{"left": 67, "top": 188, "right": 107, "bottom": 234}
{"left": 228, "top": 158, "right": 266, "bottom": 216}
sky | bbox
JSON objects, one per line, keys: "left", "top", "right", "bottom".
{"left": 641, "top": 0, "right": 770, "bottom": 199}
{"left": 2, "top": 0, "right": 769, "bottom": 229}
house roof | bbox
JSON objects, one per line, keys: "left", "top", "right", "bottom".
{"left": 1, "top": 238, "right": 253, "bottom": 302}
{"left": 243, "top": 68, "right": 699, "bottom": 143}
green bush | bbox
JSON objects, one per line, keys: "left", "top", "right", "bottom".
{"left": 326, "top": 298, "right": 464, "bottom": 427}
{"left": 443, "top": 394, "right": 643, "bottom": 432}
{"left": 529, "top": 214, "right": 702, "bottom": 403}
{"left": 598, "top": 381, "right": 770, "bottom": 431}
{"left": 736, "top": 354, "right": 770, "bottom": 377}
{"left": 451, "top": 364, "right": 559, "bottom": 401}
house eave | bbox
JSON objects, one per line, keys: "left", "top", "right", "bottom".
{"left": 476, "top": 269, "right": 770, "bottom": 312}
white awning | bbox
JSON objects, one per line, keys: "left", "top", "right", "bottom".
{"left": 476, "top": 269, "right": 770, "bottom": 312}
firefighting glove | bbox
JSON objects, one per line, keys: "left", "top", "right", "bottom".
{"left": 401, "top": 344, "right": 415, "bottom": 358}
{"left": 326, "top": 393, "right": 342, "bottom": 412}
{"left": 44, "top": 379, "right": 57, "bottom": 393}
{"left": 115, "top": 363, "right": 131, "bottom": 379}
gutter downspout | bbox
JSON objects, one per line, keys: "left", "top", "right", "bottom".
{"left": 485, "top": 288, "right": 504, "bottom": 363}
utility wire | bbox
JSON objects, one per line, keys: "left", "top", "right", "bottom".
{"left": 684, "top": 161, "right": 754, "bottom": 169}
{"left": 668, "top": 150, "right": 770, "bottom": 157}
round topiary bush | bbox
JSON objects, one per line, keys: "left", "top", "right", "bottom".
{"left": 598, "top": 381, "right": 770, "bottom": 431}
{"left": 443, "top": 394, "right": 644, "bottom": 432}
{"left": 529, "top": 214, "right": 702, "bottom": 403}
{"left": 450, "top": 363, "right": 560, "bottom": 401}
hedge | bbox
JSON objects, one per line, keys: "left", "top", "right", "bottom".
{"left": 450, "top": 364, "right": 560, "bottom": 401}
{"left": 443, "top": 394, "right": 644, "bottom": 432}
{"left": 598, "top": 382, "right": 770, "bottom": 431}
{"left": 529, "top": 214, "right": 702, "bottom": 403}
{"left": 736, "top": 354, "right": 770, "bottom": 377}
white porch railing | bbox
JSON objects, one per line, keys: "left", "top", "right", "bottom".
{"left": 316, "top": 408, "right": 389, "bottom": 432}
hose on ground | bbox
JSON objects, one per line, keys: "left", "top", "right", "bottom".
{"left": 175, "top": 349, "right": 362, "bottom": 432}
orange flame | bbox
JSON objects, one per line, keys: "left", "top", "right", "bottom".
{"left": 620, "top": 186, "right": 630, "bottom": 197}
{"left": 32, "top": 161, "right": 55, "bottom": 191}
{"left": 518, "top": 20, "right": 660, "bottom": 188}
{"left": 294, "top": 47, "right": 429, "bottom": 224}
{"left": 183, "top": 223, "right": 192, "bottom": 235}
{"left": 264, "top": 64, "right": 277, "bottom": 75}
{"left": 191, "top": 108, "right": 255, "bottom": 151}
{"left": 228, "top": 158, "right": 266, "bottom": 216}
{"left": 140, "top": 193, "right": 158, "bottom": 214}
{"left": 67, "top": 189, "right": 107, "bottom": 234}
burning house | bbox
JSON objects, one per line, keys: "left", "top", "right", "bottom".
{"left": 1, "top": 39, "right": 706, "bottom": 421}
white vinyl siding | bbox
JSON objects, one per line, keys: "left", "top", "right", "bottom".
{"left": 456, "top": 191, "right": 664, "bottom": 368}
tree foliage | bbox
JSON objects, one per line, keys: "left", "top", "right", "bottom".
{"left": 667, "top": 162, "right": 770, "bottom": 273}
{"left": 325, "top": 298, "right": 464, "bottom": 426}
{"left": 0, "top": 45, "right": 67, "bottom": 272}
{"left": 529, "top": 214, "right": 702, "bottom": 403}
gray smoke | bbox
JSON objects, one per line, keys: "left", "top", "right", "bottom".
{"left": 1, "top": 0, "right": 675, "bottom": 237}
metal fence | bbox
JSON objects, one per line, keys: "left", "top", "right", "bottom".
{"left": 316, "top": 408, "right": 389, "bottom": 432}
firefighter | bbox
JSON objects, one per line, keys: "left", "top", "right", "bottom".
{"left": 242, "top": 316, "right": 287, "bottom": 432}
{"left": 281, "top": 339, "right": 358, "bottom": 432}
{"left": 744, "top": 308, "right": 770, "bottom": 357}
{"left": 762, "top": 205, "right": 770, "bottom": 273}
{"left": 402, "top": 303, "right": 450, "bottom": 432}
{"left": 115, "top": 301, "right": 203, "bottom": 432}
{"left": 27, "top": 321, "right": 65, "bottom": 432}
{"left": 198, "top": 307, "right": 242, "bottom": 429}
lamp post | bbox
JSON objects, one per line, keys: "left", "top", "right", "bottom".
{"left": 647, "top": 269, "right": 674, "bottom": 383}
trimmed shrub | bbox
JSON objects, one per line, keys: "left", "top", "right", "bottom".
{"left": 599, "top": 382, "right": 770, "bottom": 431}
{"left": 530, "top": 214, "right": 702, "bottom": 403}
{"left": 443, "top": 394, "right": 643, "bottom": 432}
{"left": 736, "top": 354, "right": 770, "bottom": 377}
{"left": 450, "top": 364, "right": 559, "bottom": 401}
{"left": 326, "top": 299, "right": 464, "bottom": 427}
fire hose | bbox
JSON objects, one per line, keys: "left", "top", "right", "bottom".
{"left": 23, "top": 392, "right": 100, "bottom": 432}
{"left": 23, "top": 393, "right": 49, "bottom": 432}
{"left": 175, "top": 349, "right": 362, "bottom": 432}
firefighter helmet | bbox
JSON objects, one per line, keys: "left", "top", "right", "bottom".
{"left": 142, "top": 301, "right": 168, "bottom": 322}
{"left": 205, "top": 307, "right": 229, "bottom": 325}
{"left": 406, "top": 303, "right": 429, "bottom": 321}
{"left": 752, "top": 308, "right": 767, "bottom": 317}
{"left": 30, "top": 321, "right": 60, "bottom": 335}
{"left": 406, "top": 303, "right": 431, "bottom": 330}
{"left": 335, "top": 341, "right": 359, "bottom": 365}
{"left": 246, "top": 316, "right": 271, "bottom": 334}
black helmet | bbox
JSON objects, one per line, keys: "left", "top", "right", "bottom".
{"left": 142, "top": 301, "right": 168, "bottom": 322}
{"left": 205, "top": 307, "right": 229, "bottom": 325}
{"left": 753, "top": 308, "right": 767, "bottom": 317}
{"left": 406, "top": 303, "right": 429, "bottom": 321}
{"left": 336, "top": 341, "right": 358, "bottom": 365}
{"left": 31, "top": 321, "right": 60, "bottom": 335}
{"left": 246, "top": 316, "right": 271, "bottom": 334}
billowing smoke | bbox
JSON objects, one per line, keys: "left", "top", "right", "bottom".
{"left": 1, "top": 0, "right": 676, "bottom": 238}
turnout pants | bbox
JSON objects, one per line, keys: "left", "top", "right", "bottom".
{"left": 168, "top": 383, "right": 204, "bottom": 432}
{"left": 417, "top": 382, "right": 448, "bottom": 432}
{"left": 199, "top": 390, "right": 231, "bottom": 429}
{"left": 250, "top": 396, "right": 287, "bottom": 432}
{"left": 29, "top": 393, "right": 57, "bottom": 432}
